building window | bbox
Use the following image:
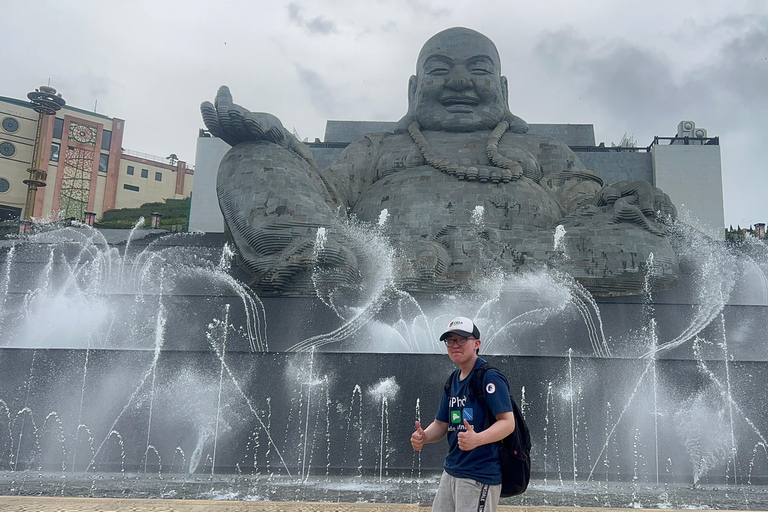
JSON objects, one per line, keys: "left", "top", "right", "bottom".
{"left": 101, "top": 129, "right": 112, "bottom": 151}
{"left": 0, "top": 178, "right": 10, "bottom": 193}
{"left": 99, "top": 153, "right": 109, "bottom": 173}
{"left": 127, "top": 165, "right": 135, "bottom": 175}
{"left": 50, "top": 142, "right": 60, "bottom": 162}
{"left": 141, "top": 168, "right": 148, "bottom": 178}
{"left": 0, "top": 142, "right": 16, "bottom": 158}
{"left": 123, "top": 184, "right": 140, "bottom": 192}
{"left": 0, "top": 204, "right": 21, "bottom": 221}
{"left": 53, "top": 118, "right": 64, "bottom": 140}
{"left": 155, "top": 171, "right": 162, "bottom": 182}
{"left": 2, "top": 117, "right": 19, "bottom": 133}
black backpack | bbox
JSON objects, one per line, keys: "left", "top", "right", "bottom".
{"left": 443, "top": 362, "right": 531, "bottom": 497}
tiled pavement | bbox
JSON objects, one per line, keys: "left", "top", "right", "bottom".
{"left": 0, "top": 498, "right": 700, "bottom": 512}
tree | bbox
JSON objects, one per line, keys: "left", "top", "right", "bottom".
{"left": 166, "top": 153, "right": 178, "bottom": 165}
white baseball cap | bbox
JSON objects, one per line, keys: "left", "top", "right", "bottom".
{"left": 439, "top": 316, "right": 480, "bottom": 340}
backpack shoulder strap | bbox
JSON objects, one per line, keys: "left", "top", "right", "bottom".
{"left": 445, "top": 364, "right": 492, "bottom": 400}
{"left": 471, "top": 362, "right": 494, "bottom": 428}
{"left": 472, "top": 362, "right": 515, "bottom": 425}
{"left": 444, "top": 369, "right": 459, "bottom": 395}
{"left": 470, "top": 362, "right": 491, "bottom": 403}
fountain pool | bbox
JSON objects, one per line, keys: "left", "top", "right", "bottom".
{"left": 0, "top": 224, "right": 767, "bottom": 508}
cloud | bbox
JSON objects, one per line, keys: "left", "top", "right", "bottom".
{"left": 533, "top": 28, "right": 692, "bottom": 126}
{"left": 533, "top": 27, "right": 586, "bottom": 65}
{"left": 295, "top": 65, "right": 341, "bottom": 117}
{"left": 287, "top": 2, "right": 303, "bottom": 25}
{"left": 698, "top": 20, "right": 768, "bottom": 104}
{"left": 381, "top": 21, "right": 397, "bottom": 32}
{"left": 534, "top": 17, "right": 768, "bottom": 125}
{"left": 405, "top": 0, "right": 450, "bottom": 17}
{"left": 286, "top": 2, "right": 337, "bottom": 35}
{"left": 581, "top": 46, "right": 685, "bottom": 123}
{"left": 52, "top": 73, "right": 114, "bottom": 113}
{"left": 531, "top": 19, "right": 768, "bottom": 225}
{"left": 306, "top": 16, "right": 336, "bottom": 35}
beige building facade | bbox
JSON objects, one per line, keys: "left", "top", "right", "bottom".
{"left": 0, "top": 93, "right": 193, "bottom": 222}
{"left": 115, "top": 153, "right": 194, "bottom": 210}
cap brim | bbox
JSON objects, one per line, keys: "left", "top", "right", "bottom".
{"left": 439, "top": 329, "right": 473, "bottom": 341}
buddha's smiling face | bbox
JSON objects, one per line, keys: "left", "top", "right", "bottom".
{"left": 411, "top": 28, "right": 509, "bottom": 132}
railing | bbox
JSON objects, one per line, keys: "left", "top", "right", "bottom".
{"left": 196, "top": 129, "right": 720, "bottom": 156}
{"left": 121, "top": 148, "right": 193, "bottom": 170}
{"left": 121, "top": 148, "right": 170, "bottom": 164}
{"left": 571, "top": 145, "right": 651, "bottom": 153}
{"left": 572, "top": 135, "right": 719, "bottom": 154}
{"left": 305, "top": 141, "right": 352, "bottom": 149}
{"left": 303, "top": 137, "right": 720, "bottom": 153}
{"left": 651, "top": 136, "right": 719, "bottom": 147}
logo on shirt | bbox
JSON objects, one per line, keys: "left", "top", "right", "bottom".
{"left": 486, "top": 382, "right": 496, "bottom": 394}
{"left": 450, "top": 410, "right": 462, "bottom": 424}
{"left": 462, "top": 408, "right": 473, "bottom": 422}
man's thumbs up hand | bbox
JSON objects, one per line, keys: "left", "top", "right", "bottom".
{"left": 457, "top": 419, "right": 479, "bottom": 451}
{"left": 411, "top": 420, "right": 426, "bottom": 451}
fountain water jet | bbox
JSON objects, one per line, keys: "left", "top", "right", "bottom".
{"left": 0, "top": 220, "right": 767, "bottom": 507}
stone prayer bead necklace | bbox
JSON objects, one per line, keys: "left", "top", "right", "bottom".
{"left": 408, "top": 121, "right": 539, "bottom": 184}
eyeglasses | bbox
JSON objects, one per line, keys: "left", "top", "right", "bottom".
{"left": 443, "top": 337, "right": 475, "bottom": 347}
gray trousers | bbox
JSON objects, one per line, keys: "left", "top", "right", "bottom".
{"left": 432, "top": 470, "right": 502, "bottom": 512}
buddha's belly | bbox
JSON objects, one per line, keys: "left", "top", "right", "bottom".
{"left": 351, "top": 166, "right": 563, "bottom": 235}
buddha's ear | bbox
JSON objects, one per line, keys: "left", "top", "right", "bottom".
{"left": 500, "top": 75, "right": 529, "bottom": 133}
{"left": 407, "top": 75, "right": 417, "bottom": 111}
{"left": 501, "top": 75, "right": 509, "bottom": 107}
{"left": 394, "top": 75, "right": 418, "bottom": 133}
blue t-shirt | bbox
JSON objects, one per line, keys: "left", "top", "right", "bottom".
{"left": 435, "top": 358, "right": 513, "bottom": 485}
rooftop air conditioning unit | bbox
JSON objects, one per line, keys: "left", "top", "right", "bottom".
{"left": 692, "top": 127, "right": 707, "bottom": 138}
{"left": 677, "top": 120, "right": 695, "bottom": 138}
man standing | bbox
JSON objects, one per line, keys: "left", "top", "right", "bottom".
{"left": 411, "top": 317, "right": 515, "bottom": 512}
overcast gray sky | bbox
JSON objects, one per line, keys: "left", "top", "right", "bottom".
{"left": 4, "top": 0, "right": 766, "bottom": 228}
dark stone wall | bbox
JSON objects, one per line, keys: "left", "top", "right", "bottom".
{"left": 309, "top": 127, "right": 653, "bottom": 185}
{"left": 575, "top": 150, "right": 654, "bottom": 185}
{"left": 321, "top": 121, "right": 597, "bottom": 148}
{"left": 527, "top": 124, "right": 596, "bottom": 146}
{"left": 323, "top": 121, "right": 398, "bottom": 143}
{"left": 0, "top": 349, "right": 765, "bottom": 484}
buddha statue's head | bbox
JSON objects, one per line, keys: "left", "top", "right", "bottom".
{"left": 397, "top": 27, "right": 528, "bottom": 134}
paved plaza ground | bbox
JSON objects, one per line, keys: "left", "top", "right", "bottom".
{"left": 0, "top": 498, "right": 716, "bottom": 512}
{"left": 2, "top": 472, "right": 766, "bottom": 511}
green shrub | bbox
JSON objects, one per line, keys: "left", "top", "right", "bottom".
{"left": 95, "top": 197, "right": 191, "bottom": 230}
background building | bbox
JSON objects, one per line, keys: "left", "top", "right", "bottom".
{"left": 0, "top": 90, "right": 193, "bottom": 223}
{"left": 189, "top": 131, "right": 229, "bottom": 233}
{"left": 191, "top": 120, "right": 724, "bottom": 239}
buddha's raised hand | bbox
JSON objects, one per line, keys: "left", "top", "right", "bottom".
{"left": 201, "top": 86, "right": 287, "bottom": 147}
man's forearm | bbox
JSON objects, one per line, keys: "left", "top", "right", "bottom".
{"left": 474, "top": 416, "right": 515, "bottom": 447}
{"left": 423, "top": 420, "right": 448, "bottom": 444}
